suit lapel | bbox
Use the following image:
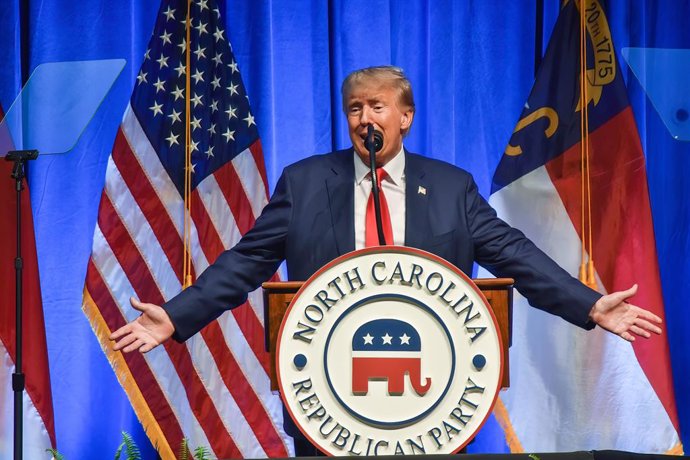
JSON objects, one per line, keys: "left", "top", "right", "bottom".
{"left": 404, "top": 152, "right": 432, "bottom": 248}
{"left": 326, "top": 150, "right": 355, "bottom": 255}
{"left": 325, "top": 149, "right": 431, "bottom": 254}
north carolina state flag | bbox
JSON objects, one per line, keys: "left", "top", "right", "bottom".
{"left": 485, "top": 0, "right": 682, "bottom": 454}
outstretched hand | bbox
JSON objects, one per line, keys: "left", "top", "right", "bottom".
{"left": 589, "top": 284, "right": 663, "bottom": 342}
{"left": 110, "top": 297, "right": 175, "bottom": 353}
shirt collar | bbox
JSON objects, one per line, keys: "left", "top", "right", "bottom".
{"left": 354, "top": 145, "right": 406, "bottom": 186}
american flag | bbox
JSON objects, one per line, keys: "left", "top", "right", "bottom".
{"left": 82, "top": 0, "right": 291, "bottom": 458}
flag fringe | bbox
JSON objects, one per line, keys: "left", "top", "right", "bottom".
{"left": 666, "top": 442, "right": 684, "bottom": 455}
{"left": 494, "top": 395, "right": 684, "bottom": 455}
{"left": 82, "top": 287, "right": 176, "bottom": 460}
{"left": 494, "top": 395, "right": 524, "bottom": 453}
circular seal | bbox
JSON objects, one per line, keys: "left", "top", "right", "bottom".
{"left": 276, "top": 247, "right": 503, "bottom": 456}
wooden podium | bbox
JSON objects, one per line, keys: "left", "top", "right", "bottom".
{"left": 262, "top": 278, "right": 513, "bottom": 391}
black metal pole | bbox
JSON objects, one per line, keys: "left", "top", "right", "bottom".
{"left": 14, "top": 176, "right": 23, "bottom": 460}
{"left": 6, "top": 149, "right": 38, "bottom": 460}
{"left": 535, "top": 0, "right": 544, "bottom": 77}
{"left": 13, "top": 159, "right": 25, "bottom": 460}
{"left": 15, "top": 0, "right": 31, "bottom": 453}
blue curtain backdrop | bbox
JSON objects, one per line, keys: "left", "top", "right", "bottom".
{"left": 0, "top": 1, "right": 687, "bottom": 458}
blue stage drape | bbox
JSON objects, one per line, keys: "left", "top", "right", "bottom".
{"left": 0, "top": 1, "right": 687, "bottom": 458}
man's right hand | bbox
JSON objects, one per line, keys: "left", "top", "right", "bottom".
{"left": 110, "top": 297, "right": 175, "bottom": 353}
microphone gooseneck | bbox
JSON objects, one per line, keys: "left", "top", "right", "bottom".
{"left": 366, "top": 125, "right": 386, "bottom": 245}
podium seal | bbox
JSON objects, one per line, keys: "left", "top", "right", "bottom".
{"left": 276, "top": 247, "right": 503, "bottom": 455}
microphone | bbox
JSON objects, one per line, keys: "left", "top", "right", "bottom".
{"left": 364, "top": 127, "right": 384, "bottom": 152}
{"left": 366, "top": 125, "right": 386, "bottom": 245}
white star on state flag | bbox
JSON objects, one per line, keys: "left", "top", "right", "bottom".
{"left": 227, "top": 82, "right": 239, "bottom": 96}
{"left": 244, "top": 113, "right": 255, "bottom": 127}
{"left": 190, "top": 116, "right": 202, "bottom": 131}
{"left": 225, "top": 106, "right": 237, "bottom": 119}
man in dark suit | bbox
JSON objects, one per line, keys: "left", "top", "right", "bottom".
{"left": 111, "top": 65, "right": 662, "bottom": 454}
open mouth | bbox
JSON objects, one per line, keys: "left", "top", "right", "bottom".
{"left": 359, "top": 131, "right": 381, "bottom": 142}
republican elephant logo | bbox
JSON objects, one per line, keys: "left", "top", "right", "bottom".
{"left": 351, "top": 318, "right": 431, "bottom": 396}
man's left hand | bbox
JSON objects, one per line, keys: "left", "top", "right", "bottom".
{"left": 589, "top": 284, "right": 663, "bottom": 341}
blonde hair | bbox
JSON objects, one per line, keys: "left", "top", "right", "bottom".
{"left": 341, "top": 66, "right": 415, "bottom": 113}
{"left": 341, "top": 66, "right": 415, "bottom": 135}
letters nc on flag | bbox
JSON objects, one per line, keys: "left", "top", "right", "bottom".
{"left": 0, "top": 106, "right": 57, "bottom": 457}
{"left": 485, "top": 0, "right": 682, "bottom": 454}
{"left": 81, "top": 0, "right": 291, "bottom": 458}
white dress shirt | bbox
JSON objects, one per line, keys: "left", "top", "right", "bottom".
{"left": 354, "top": 146, "right": 406, "bottom": 249}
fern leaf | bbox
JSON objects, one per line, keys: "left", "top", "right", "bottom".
{"left": 193, "top": 446, "right": 212, "bottom": 460}
{"left": 114, "top": 442, "right": 124, "bottom": 460}
{"left": 177, "top": 437, "right": 189, "bottom": 460}
{"left": 45, "top": 448, "right": 65, "bottom": 460}
{"left": 121, "top": 431, "right": 142, "bottom": 460}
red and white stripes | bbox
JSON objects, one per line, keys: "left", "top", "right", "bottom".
{"left": 83, "top": 105, "right": 291, "bottom": 459}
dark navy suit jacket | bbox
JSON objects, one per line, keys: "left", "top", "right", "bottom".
{"left": 165, "top": 149, "right": 600, "bottom": 342}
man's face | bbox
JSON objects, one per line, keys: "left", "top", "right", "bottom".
{"left": 345, "top": 81, "right": 414, "bottom": 167}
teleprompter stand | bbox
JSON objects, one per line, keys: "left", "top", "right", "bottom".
{"left": 0, "top": 57, "right": 126, "bottom": 460}
{"left": 5, "top": 149, "right": 38, "bottom": 460}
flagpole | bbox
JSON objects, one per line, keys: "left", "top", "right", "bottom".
{"left": 183, "top": 0, "right": 193, "bottom": 289}
{"left": 581, "top": 1, "right": 595, "bottom": 288}
{"left": 578, "top": 0, "right": 596, "bottom": 289}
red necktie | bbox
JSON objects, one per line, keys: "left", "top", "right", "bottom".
{"left": 365, "top": 168, "right": 394, "bottom": 247}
